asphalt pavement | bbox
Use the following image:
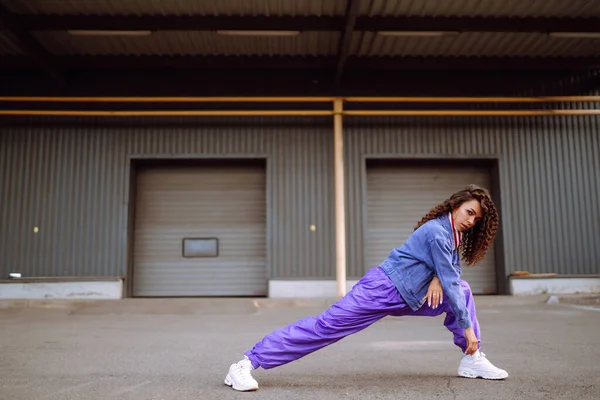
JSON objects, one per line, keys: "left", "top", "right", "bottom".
{"left": 0, "top": 295, "right": 598, "bottom": 400}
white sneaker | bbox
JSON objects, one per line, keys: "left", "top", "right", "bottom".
{"left": 224, "top": 356, "right": 259, "bottom": 392}
{"left": 458, "top": 350, "right": 509, "bottom": 380}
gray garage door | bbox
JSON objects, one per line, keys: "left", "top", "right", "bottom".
{"left": 366, "top": 164, "right": 497, "bottom": 294}
{"left": 132, "top": 164, "right": 267, "bottom": 297}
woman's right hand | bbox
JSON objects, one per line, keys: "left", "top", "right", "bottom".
{"left": 464, "top": 327, "right": 478, "bottom": 355}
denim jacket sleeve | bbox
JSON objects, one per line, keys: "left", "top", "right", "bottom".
{"left": 428, "top": 234, "right": 472, "bottom": 329}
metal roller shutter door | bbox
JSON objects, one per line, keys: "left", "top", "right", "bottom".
{"left": 366, "top": 165, "right": 497, "bottom": 294}
{"left": 133, "top": 165, "right": 267, "bottom": 297}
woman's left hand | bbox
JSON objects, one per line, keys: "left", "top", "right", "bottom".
{"left": 426, "top": 276, "right": 443, "bottom": 309}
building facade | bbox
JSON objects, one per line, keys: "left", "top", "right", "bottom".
{"left": 1, "top": 0, "right": 600, "bottom": 298}
{"left": 1, "top": 110, "right": 599, "bottom": 298}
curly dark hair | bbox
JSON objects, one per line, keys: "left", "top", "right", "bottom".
{"left": 414, "top": 184, "right": 499, "bottom": 266}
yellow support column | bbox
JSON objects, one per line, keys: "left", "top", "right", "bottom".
{"left": 333, "top": 99, "right": 347, "bottom": 297}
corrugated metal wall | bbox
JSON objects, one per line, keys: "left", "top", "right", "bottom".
{"left": 2, "top": 113, "right": 599, "bottom": 283}
{"left": 344, "top": 115, "right": 600, "bottom": 278}
{"left": 0, "top": 117, "right": 335, "bottom": 279}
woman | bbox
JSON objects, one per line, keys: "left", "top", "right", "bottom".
{"left": 224, "top": 184, "right": 508, "bottom": 392}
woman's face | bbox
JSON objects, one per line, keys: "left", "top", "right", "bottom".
{"left": 452, "top": 199, "right": 483, "bottom": 232}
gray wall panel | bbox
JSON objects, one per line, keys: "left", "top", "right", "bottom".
{"left": 1, "top": 113, "right": 598, "bottom": 285}
{"left": 0, "top": 127, "right": 128, "bottom": 278}
{"left": 0, "top": 117, "right": 335, "bottom": 280}
{"left": 345, "top": 116, "right": 600, "bottom": 278}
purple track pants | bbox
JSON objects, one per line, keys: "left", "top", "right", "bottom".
{"left": 245, "top": 266, "right": 480, "bottom": 370}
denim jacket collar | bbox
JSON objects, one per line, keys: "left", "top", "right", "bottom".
{"left": 444, "top": 213, "right": 462, "bottom": 250}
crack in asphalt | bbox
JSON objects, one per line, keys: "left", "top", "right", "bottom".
{"left": 447, "top": 378, "right": 457, "bottom": 400}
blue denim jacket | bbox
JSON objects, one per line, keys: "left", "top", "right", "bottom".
{"left": 379, "top": 214, "right": 471, "bottom": 329}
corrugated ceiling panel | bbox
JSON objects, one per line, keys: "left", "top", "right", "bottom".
{"left": 32, "top": 31, "right": 340, "bottom": 56}
{"left": 4, "top": 0, "right": 347, "bottom": 16}
{"left": 360, "top": 0, "right": 600, "bottom": 18}
{"left": 0, "top": 33, "right": 23, "bottom": 55}
{"left": 352, "top": 32, "right": 600, "bottom": 57}
{"left": 6, "top": 0, "right": 600, "bottom": 17}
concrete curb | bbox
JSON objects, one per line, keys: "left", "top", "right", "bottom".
{"left": 0, "top": 298, "right": 341, "bottom": 314}
{"left": 555, "top": 294, "right": 600, "bottom": 306}
{"left": 0, "top": 294, "right": 569, "bottom": 314}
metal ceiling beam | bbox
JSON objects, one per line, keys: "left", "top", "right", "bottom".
{"left": 357, "top": 16, "right": 600, "bottom": 33}
{"left": 335, "top": 0, "right": 361, "bottom": 86}
{"left": 12, "top": 14, "right": 600, "bottom": 33}
{"left": 54, "top": 55, "right": 337, "bottom": 69}
{"left": 0, "top": 6, "right": 64, "bottom": 83}
{"left": 13, "top": 15, "right": 342, "bottom": 31}
{"left": 1, "top": 68, "right": 595, "bottom": 97}
{"left": 348, "top": 56, "right": 600, "bottom": 70}
{"left": 3, "top": 55, "right": 600, "bottom": 71}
